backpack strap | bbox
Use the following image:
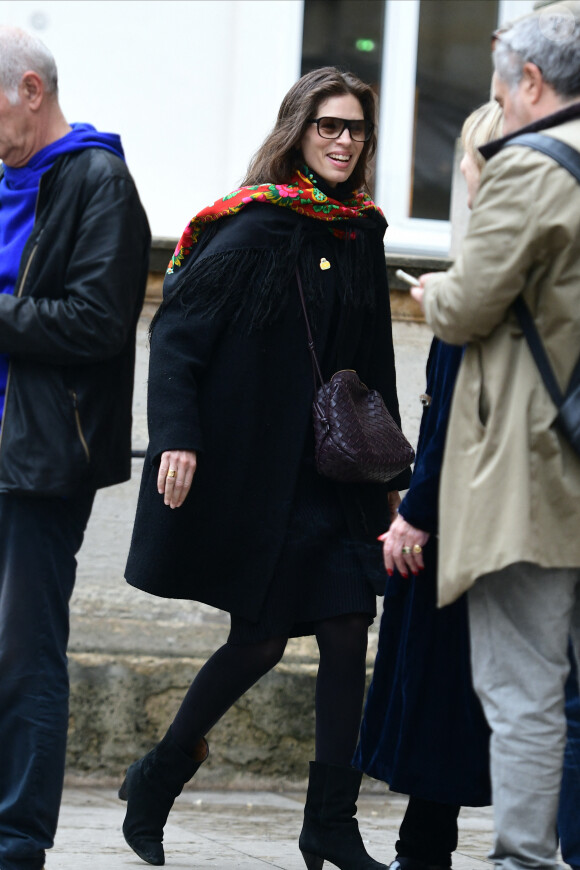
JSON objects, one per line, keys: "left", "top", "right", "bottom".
{"left": 501, "top": 132, "right": 580, "bottom": 411}
{"left": 505, "top": 132, "right": 580, "bottom": 182}
{"left": 512, "top": 296, "right": 564, "bottom": 407}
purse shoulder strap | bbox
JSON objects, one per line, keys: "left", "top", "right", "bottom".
{"left": 503, "top": 133, "right": 580, "bottom": 409}
{"left": 295, "top": 266, "right": 325, "bottom": 391}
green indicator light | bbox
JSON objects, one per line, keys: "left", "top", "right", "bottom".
{"left": 355, "top": 38, "right": 376, "bottom": 52}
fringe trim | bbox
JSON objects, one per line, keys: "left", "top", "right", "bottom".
{"left": 152, "top": 221, "right": 379, "bottom": 336}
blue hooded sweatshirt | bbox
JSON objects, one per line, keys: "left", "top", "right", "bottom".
{"left": 0, "top": 123, "right": 125, "bottom": 421}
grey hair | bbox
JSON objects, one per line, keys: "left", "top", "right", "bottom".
{"left": 0, "top": 26, "right": 58, "bottom": 103}
{"left": 494, "top": 6, "right": 580, "bottom": 97}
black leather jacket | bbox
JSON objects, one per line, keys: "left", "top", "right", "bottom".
{"left": 0, "top": 147, "right": 150, "bottom": 496}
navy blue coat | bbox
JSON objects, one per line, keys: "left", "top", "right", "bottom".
{"left": 355, "top": 338, "right": 492, "bottom": 806}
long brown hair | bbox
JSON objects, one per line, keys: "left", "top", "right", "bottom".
{"left": 242, "top": 66, "right": 378, "bottom": 192}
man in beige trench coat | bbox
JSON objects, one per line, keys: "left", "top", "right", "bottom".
{"left": 407, "top": 3, "right": 580, "bottom": 870}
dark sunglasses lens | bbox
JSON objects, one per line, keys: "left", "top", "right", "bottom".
{"left": 317, "top": 118, "right": 372, "bottom": 141}
{"left": 349, "top": 121, "right": 371, "bottom": 141}
{"left": 318, "top": 117, "right": 344, "bottom": 138}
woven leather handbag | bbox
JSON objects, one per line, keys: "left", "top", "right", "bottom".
{"left": 296, "top": 268, "right": 415, "bottom": 484}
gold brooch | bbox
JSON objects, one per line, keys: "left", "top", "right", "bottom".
{"left": 320, "top": 257, "right": 331, "bottom": 271}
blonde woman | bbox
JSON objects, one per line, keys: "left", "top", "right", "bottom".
{"left": 355, "top": 102, "right": 502, "bottom": 870}
{"left": 357, "top": 96, "right": 580, "bottom": 870}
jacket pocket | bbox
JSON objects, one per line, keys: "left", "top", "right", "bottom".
{"left": 475, "top": 344, "right": 489, "bottom": 429}
{"left": 0, "top": 363, "right": 92, "bottom": 496}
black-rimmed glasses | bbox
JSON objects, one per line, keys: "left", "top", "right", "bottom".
{"left": 309, "top": 117, "right": 374, "bottom": 143}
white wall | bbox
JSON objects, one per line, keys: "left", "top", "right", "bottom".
{"left": 499, "top": 0, "right": 536, "bottom": 24}
{"left": 0, "top": 0, "right": 304, "bottom": 239}
{"left": 0, "top": 0, "right": 539, "bottom": 251}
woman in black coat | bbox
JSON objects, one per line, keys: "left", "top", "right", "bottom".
{"left": 120, "top": 66, "right": 411, "bottom": 870}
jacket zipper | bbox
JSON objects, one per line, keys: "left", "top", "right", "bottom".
{"left": 70, "top": 390, "right": 91, "bottom": 462}
{"left": 0, "top": 241, "right": 40, "bottom": 461}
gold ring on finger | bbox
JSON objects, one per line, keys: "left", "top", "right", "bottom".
{"left": 167, "top": 469, "right": 177, "bottom": 478}
{"left": 412, "top": 544, "right": 423, "bottom": 555}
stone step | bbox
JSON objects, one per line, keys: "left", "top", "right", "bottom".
{"left": 67, "top": 649, "right": 332, "bottom": 789}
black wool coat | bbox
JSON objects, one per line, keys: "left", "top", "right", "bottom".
{"left": 125, "top": 203, "right": 410, "bottom": 621}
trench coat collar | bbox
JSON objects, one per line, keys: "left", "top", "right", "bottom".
{"left": 480, "top": 100, "right": 580, "bottom": 161}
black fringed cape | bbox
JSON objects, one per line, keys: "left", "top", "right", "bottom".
{"left": 125, "top": 176, "right": 411, "bottom": 618}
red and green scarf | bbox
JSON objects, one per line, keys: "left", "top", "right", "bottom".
{"left": 167, "top": 168, "right": 384, "bottom": 274}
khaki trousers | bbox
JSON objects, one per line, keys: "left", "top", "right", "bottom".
{"left": 468, "top": 562, "right": 580, "bottom": 870}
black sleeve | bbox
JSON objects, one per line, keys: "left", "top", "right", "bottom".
{"left": 398, "top": 342, "right": 463, "bottom": 533}
{"left": 0, "top": 171, "right": 150, "bottom": 364}
{"left": 146, "top": 297, "right": 226, "bottom": 462}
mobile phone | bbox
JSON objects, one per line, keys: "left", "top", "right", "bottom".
{"left": 395, "top": 268, "right": 421, "bottom": 288}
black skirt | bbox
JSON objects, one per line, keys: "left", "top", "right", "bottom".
{"left": 228, "top": 460, "right": 377, "bottom": 644}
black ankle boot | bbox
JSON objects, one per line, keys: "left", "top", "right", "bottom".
{"left": 118, "top": 729, "right": 208, "bottom": 866}
{"left": 299, "top": 761, "right": 387, "bottom": 870}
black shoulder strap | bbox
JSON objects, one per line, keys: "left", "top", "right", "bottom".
{"left": 295, "top": 266, "right": 325, "bottom": 392}
{"left": 513, "top": 296, "right": 564, "bottom": 406}
{"left": 505, "top": 132, "right": 580, "bottom": 183}
{"left": 502, "top": 132, "right": 580, "bottom": 409}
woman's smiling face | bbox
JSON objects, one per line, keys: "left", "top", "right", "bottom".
{"left": 300, "top": 93, "right": 365, "bottom": 188}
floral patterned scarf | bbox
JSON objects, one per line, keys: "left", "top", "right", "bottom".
{"left": 167, "top": 167, "right": 384, "bottom": 274}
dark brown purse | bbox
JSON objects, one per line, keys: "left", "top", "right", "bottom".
{"left": 296, "top": 268, "right": 415, "bottom": 484}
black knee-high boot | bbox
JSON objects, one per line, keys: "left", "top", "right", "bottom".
{"left": 118, "top": 728, "right": 208, "bottom": 866}
{"left": 299, "top": 761, "right": 387, "bottom": 870}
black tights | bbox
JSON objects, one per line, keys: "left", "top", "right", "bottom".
{"left": 171, "top": 613, "right": 369, "bottom": 767}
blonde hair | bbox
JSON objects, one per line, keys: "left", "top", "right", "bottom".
{"left": 461, "top": 100, "right": 504, "bottom": 171}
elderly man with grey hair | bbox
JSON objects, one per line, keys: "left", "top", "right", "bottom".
{"left": 0, "top": 26, "right": 150, "bottom": 870}
{"left": 403, "top": 3, "right": 580, "bottom": 870}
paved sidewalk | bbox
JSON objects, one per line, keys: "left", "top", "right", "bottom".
{"left": 46, "top": 786, "right": 495, "bottom": 869}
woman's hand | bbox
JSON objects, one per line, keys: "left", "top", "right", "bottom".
{"left": 378, "top": 513, "right": 430, "bottom": 578}
{"left": 157, "top": 450, "right": 197, "bottom": 509}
